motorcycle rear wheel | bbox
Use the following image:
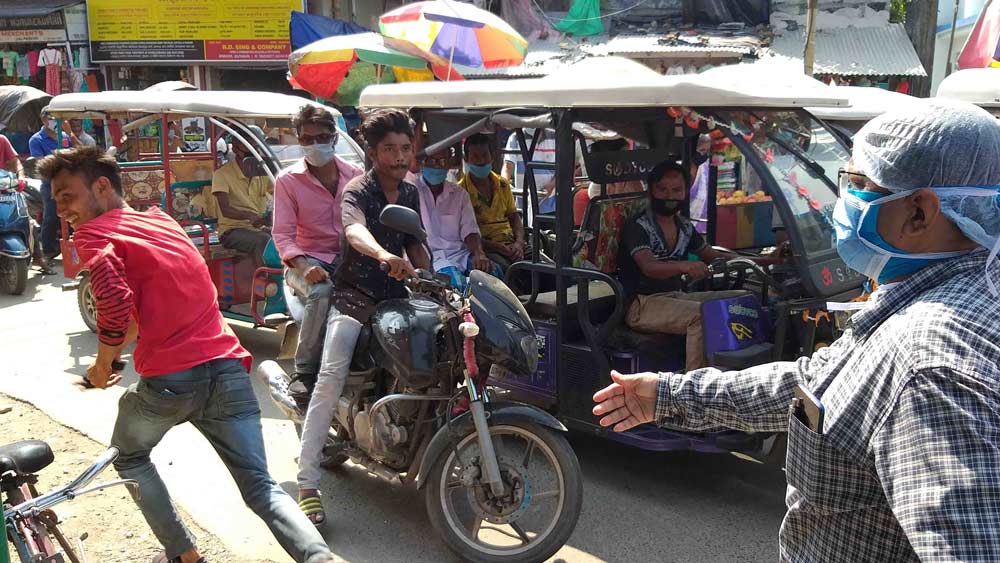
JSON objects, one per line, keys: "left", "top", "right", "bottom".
{"left": 425, "top": 421, "right": 582, "bottom": 563}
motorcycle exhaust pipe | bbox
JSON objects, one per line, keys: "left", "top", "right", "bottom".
{"left": 257, "top": 360, "right": 303, "bottom": 424}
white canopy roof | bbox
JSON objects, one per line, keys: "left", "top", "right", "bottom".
{"left": 359, "top": 56, "right": 848, "bottom": 109}
{"left": 937, "top": 69, "right": 1000, "bottom": 108}
{"left": 44, "top": 90, "right": 340, "bottom": 119}
{"left": 807, "top": 85, "right": 922, "bottom": 120}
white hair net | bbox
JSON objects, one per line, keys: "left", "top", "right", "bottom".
{"left": 853, "top": 98, "right": 1000, "bottom": 293}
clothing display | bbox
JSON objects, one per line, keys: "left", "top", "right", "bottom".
{"left": 37, "top": 48, "right": 63, "bottom": 95}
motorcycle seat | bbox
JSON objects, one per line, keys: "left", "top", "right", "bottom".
{"left": 0, "top": 440, "right": 54, "bottom": 476}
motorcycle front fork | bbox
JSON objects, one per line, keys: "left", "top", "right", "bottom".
{"left": 464, "top": 373, "right": 506, "bottom": 498}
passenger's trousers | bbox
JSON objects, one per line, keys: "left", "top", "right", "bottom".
{"left": 626, "top": 291, "right": 748, "bottom": 372}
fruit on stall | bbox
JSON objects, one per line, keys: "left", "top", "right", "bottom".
{"left": 716, "top": 190, "right": 772, "bottom": 205}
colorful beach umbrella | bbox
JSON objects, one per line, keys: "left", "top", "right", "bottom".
{"left": 379, "top": 0, "right": 528, "bottom": 72}
{"left": 288, "top": 32, "right": 445, "bottom": 98}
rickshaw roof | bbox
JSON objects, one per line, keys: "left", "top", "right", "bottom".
{"left": 359, "top": 56, "right": 849, "bottom": 109}
{"left": 44, "top": 90, "right": 341, "bottom": 119}
{"left": 807, "top": 86, "right": 922, "bottom": 120}
{"left": 937, "top": 68, "right": 1000, "bottom": 107}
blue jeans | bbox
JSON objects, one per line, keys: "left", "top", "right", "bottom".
{"left": 111, "top": 359, "right": 332, "bottom": 562}
{"left": 39, "top": 181, "right": 59, "bottom": 257}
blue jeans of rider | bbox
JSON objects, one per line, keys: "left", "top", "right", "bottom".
{"left": 111, "top": 359, "right": 333, "bottom": 563}
{"left": 39, "top": 182, "right": 59, "bottom": 258}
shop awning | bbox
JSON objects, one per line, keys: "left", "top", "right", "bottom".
{"left": 0, "top": 0, "right": 81, "bottom": 17}
{"left": 768, "top": 23, "right": 927, "bottom": 77}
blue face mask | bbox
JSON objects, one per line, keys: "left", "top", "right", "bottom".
{"left": 833, "top": 188, "right": 979, "bottom": 283}
{"left": 421, "top": 166, "right": 448, "bottom": 186}
{"left": 466, "top": 162, "right": 492, "bottom": 179}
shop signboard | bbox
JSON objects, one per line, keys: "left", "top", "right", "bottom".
{"left": 86, "top": 0, "right": 304, "bottom": 63}
{"left": 0, "top": 12, "right": 67, "bottom": 43}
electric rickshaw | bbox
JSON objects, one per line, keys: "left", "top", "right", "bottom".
{"left": 43, "top": 90, "right": 364, "bottom": 354}
{"left": 359, "top": 57, "right": 863, "bottom": 461}
{"left": 937, "top": 67, "right": 1000, "bottom": 118}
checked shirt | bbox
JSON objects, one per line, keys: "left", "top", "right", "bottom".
{"left": 655, "top": 250, "right": 1000, "bottom": 562}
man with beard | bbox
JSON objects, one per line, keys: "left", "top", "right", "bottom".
{"left": 621, "top": 161, "right": 776, "bottom": 372}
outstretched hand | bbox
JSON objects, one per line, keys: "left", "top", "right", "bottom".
{"left": 592, "top": 370, "right": 660, "bottom": 432}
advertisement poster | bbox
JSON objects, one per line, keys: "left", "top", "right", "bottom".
{"left": 87, "top": 0, "right": 303, "bottom": 62}
{"left": 181, "top": 117, "right": 208, "bottom": 152}
{"left": 0, "top": 12, "right": 66, "bottom": 43}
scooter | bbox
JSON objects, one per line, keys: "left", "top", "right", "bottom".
{"left": 0, "top": 170, "right": 36, "bottom": 295}
{"left": 260, "top": 205, "right": 583, "bottom": 563}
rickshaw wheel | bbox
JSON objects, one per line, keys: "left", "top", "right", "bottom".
{"left": 77, "top": 274, "right": 98, "bottom": 333}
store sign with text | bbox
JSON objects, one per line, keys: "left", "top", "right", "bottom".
{"left": 0, "top": 12, "right": 67, "bottom": 43}
{"left": 86, "top": 0, "right": 303, "bottom": 62}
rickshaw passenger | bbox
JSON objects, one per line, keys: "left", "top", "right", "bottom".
{"left": 623, "top": 161, "right": 753, "bottom": 372}
{"left": 212, "top": 136, "right": 274, "bottom": 266}
{"left": 413, "top": 146, "right": 496, "bottom": 291}
{"left": 272, "top": 104, "right": 362, "bottom": 409}
{"left": 297, "top": 108, "right": 431, "bottom": 525}
{"left": 460, "top": 133, "right": 527, "bottom": 271}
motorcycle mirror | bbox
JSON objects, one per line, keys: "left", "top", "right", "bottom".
{"left": 379, "top": 204, "right": 427, "bottom": 242}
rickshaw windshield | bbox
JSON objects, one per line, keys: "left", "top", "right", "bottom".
{"left": 719, "top": 109, "right": 847, "bottom": 257}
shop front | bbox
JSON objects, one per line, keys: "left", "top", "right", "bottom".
{"left": 87, "top": 0, "right": 304, "bottom": 92}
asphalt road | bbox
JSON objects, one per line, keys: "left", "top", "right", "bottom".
{"left": 0, "top": 268, "right": 787, "bottom": 562}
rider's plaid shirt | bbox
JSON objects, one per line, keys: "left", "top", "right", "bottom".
{"left": 655, "top": 250, "right": 1000, "bottom": 562}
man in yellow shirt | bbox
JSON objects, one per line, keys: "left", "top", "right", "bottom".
{"left": 459, "top": 133, "right": 526, "bottom": 272}
{"left": 213, "top": 139, "right": 274, "bottom": 266}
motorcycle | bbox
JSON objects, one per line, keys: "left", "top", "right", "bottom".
{"left": 259, "top": 205, "right": 583, "bottom": 563}
{"left": 0, "top": 170, "right": 38, "bottom": 295}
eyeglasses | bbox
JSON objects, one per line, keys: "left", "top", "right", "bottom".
{"left": 298, "top": 132, "right": 338, "bottom": 146}
{"left": 836, "top": 168, "right": 885, "bottom": 195}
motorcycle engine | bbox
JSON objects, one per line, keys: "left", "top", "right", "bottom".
{"left": 349, "top": 379, "right": 423, "bottom": 469}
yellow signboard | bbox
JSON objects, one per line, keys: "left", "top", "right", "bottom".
{"left": 87, "top": 0, "right": 303, "bottom": 62}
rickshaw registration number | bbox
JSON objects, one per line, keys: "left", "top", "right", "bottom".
{"left": 0, "top": 193, "right": 17, "bottom": 203}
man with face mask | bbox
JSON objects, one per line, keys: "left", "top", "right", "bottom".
{"left": 272, "top": 105, "right": 362, "bottom": 414}
{"left": 38, "top": 146, "right": 341, "bottom": 563}
{"left": 621, "top": 161, "right": 772, "bottom": 372}
{"left": 412, "top": 145, "right": 495, "bottom": 292}
{"left": 29, "top": 112, "right": 72, "bottom": 264}
{"left": 595, "top": 99, "right": 1000, "bottom": 562}
{"left": 211, "top": 130, "right": 274, "bottom": 266}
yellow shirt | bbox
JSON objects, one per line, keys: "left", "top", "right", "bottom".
{"left": 459, "top": 172, "right": 516, "bottom": 243}
{"left": 211, "top": 160, "right": 273, "bottom": 235}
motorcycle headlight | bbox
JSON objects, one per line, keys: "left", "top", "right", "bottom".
{"left": 520, "top": 334, "right": 539, "bottom": 374}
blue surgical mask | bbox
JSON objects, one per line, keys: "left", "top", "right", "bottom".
{"left": 833, "top": 188, "right": 981, "bottom": 283}
{"left": 466, "top": 162, "right": 492, "bottom": 179}
{"left": 421, "top": 166, "right": 448, "bottom": 186}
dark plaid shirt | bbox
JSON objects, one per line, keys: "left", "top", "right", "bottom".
{"left": 332, "top": 169, "right": 420, "bottom": 322}
{"left": 655, "top": 250, "right": 1000, "bottom": 562}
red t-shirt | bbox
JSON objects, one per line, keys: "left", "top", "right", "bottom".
{"left": 74, "top": 207, "right": 250, "bottom": 377}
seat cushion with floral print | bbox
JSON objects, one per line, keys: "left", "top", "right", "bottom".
{"left": 572, "top": 194, "right": 648, "bottom": 274}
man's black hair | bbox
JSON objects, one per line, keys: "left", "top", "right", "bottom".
{"left": 463, "top": 133, "right": 492, "bottom": 157}
{"left": 359, "top": 108, "right": 414, "bottom": 150}
{"left": 37, "top": 145, "right": 123, "bottom": 196}
{"left": 293, "top": 104, "right": 337, "bottom": 135}
{"left": 646, "top": 160, "right": 690, "bottom": 189}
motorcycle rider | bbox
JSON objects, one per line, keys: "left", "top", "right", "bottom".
{"left": 273, "top": 104, "right": 362, "bottom": 410}
{"left": 296, "top": 108, "right": 430, "bottom": 525}
{"left": 39, "top": 146, "right": 340, "bottom": 563}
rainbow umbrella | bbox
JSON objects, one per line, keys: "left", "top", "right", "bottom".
{"left": 288, "top": 32, "right": 446, "bottom": 99}
{"left": 379, "top": 0, "right": 528, "bottom": 74}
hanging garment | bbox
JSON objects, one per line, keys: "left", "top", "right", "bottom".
{"left": 0, "top": 51, "right": 18, "bottom": 78}
{"left": 38, "top": 48, "right": 64, "bottom": 95}
{"left": 28, "top": 51, "right": 39, "bottom": 76}
{"left": 555, "top": 0, "right": 603, "bottom": 36}
{"left": 15, "top": 55, "right": 29, "bottom": 80}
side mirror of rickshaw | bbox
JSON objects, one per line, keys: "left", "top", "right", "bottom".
{"left": 379, "top": 204, "right": 427, "bottom": 242}
{"left": 239, "top": 156, "right": 267, "bottom": 178}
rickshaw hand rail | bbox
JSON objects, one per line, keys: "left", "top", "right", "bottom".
{"left": 180, "top": 220, "right": 211, "bottom": 260}
{"left": 506, "top": 261, "right": 626, "bottom": 345}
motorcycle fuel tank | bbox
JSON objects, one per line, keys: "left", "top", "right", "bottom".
{"left": 372, "top": 297, "right": 444, "bottom": 389}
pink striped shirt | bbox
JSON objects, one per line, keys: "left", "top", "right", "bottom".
{"left": 272, "top": 157, "right": 363, "bottom": 266}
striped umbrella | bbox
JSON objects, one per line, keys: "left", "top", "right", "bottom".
{"left": 379, "top": 0, "right": 528, "bottom": 75}
{"left": 288, "top": 32, "right": 446, "bottom": 98}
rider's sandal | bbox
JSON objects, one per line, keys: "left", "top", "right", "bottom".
{"left": 299, "top": 495, "right": 326, "bottom": 526}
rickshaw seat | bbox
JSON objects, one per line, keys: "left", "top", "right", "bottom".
{"left": 524, "top": 280, "right": 616, "bottom": 319}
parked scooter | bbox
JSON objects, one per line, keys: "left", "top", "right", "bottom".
{"left": 0, "top": 170, "right": 37, "bottom": 295}
{"left": 260, "top": 205, "right": 582, "bottom": 563}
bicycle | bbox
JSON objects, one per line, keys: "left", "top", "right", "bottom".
{"left": 2, "top": 440, "right": 138, "bottom": 563}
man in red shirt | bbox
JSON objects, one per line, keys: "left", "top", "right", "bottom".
{"left": 39, "top": 146, "right": 338, "bottom": 563}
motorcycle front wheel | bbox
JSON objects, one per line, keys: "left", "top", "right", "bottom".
{"left": 425, "top": 421, "right": 582, "bottom": 563}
